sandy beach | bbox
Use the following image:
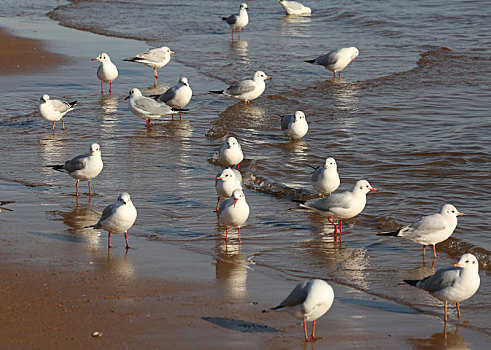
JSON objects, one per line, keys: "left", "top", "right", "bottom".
{"left": 0, "top": 10, "right": 489, "bottom": 350}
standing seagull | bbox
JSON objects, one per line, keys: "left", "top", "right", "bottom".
{"left": 300, "top": 180, "right": 377, "bottom": 237}
{"left": 278, "top": 0, "right": 311, "bottom": 16}
{"left": 218, "top": 137, "right": 244, "bottom": 169}
{"left": 91, "top": 53, "right": 119, "bottom": 94}
{"left": 215, "top": 167, "right": 243, "bottom": 211}
{"left": 404, "top": 253, "right": 480, "bottom": 322}
{"left": 280, "top": 111, "right": 309, "bottom": 139}
{"left": 156, "top": 77, "right": 192, "bottom": 120}
{"left": 306, "top": 47, "right": 359, "bottom": 78}
{"left": 210, "top": 71, "right": 271, "bottom": 105}
{"left": 311, "top": 157, "right": 340, "bottom": 196}
{"left": 222, "top": 3, "right": 249, "bottom": 40}
{"left": 377, "top": 204, "right": 465, "bottom": 261}
{"left": 218, "top": 189, "right": 250, "bottom": 242}
{"left": 87, "top": 192, "right": 137, "bottom": 249}
{"left": 125, "top": 88, "right": 184, "bottom": 128}
{"left": 50, "top": 143, "right": 103, "bottom": 197}
{"left": 123, "top": 46, "right": 174, "bottom": 82}
{"left": 38, "top": 94, "right": 77, "bottom": 131}
{"left": 263, "top": 279, "right": 334, "bottom": 342}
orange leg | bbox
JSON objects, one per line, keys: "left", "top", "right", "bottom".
{"left": 101, "top": 81, "right": 104, "bottom": 94}
{"left": 146, "top": 119, "right": 150, "bottom": 128}
{"left": 303, "top": 321, "right": 309, "bottom": 342}
{"left": 238, "top": 28, "right": 241, "bottom": 40}
{"left": 444, "top": 301, "right": 448, "bottom": 322}
{"left": 456, "top": 302, "right": 461, "bottom": 319}
{"left": 339, "top": 220, "right": 343, "bottom": 233}
{"left": 125, "top": 231, "right": 130, "bottom": 249}
{"left": 327, "top": 216, "right": 338, "bottom": 235}
{"left": 225, "top": 227, "right": 229, "bottom": 242}
{"left": 338, "top": 72, "right": 341, "bottom": 77}
{"left": 52, "top": 122, "right": 56, "bottom": 131}
{"left": 238, "top": 227, "right": 241, "bottom": 242}
{"left": 109, "top": 82, "right": 112, "bottom": 94}
{"left": 62, "top": 119, "right": 65, "bottom": 130}
{"left": 171, "top": 114, "right": 175, "bottom": 121}
{"left": 88, "top": 180, "right": 92, "bottom": 196}
{"left": 231, "top": 28, "right": 234, "bottom": 39}
{"left": 216, "top": 196, "right": 220, "bottom": 212}
{"left": 432, "top": 244, "right": 437, "bottom": 259}
{"left": 153, "top": 67, "right": 158, "bottom": 78}
{"left": 108, "top": 232, "right": 112, "bottom": 248}
{"left": 76, "top": 180, "right": 79, "bottom": 197}
{"left": 179, "top": 113, "right": 182, "bottom": 120}
{"left": 310, "top": 320, "right": 318, "bottom": 341}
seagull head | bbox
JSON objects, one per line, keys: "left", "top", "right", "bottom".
{"left": 349, "top": 47, "right": 359, "bottom": 62}
{"left": 125, "top": 88, "right": 142, "bottom": 100}
{"left": 240, "top": 3, "right": 248, "bottom": 10}
{"left": 353, "top": 179, "right": 377, "bottom": 194}
{"left": 440, "top": 204, "right": 465, "bottom": 217}
{"left": 324, "top": 157, "right": 337, "bottom": 169}
{"left": 293, "top": 111, "right": 306, "bottom": 123}
{"left": 90, "top": 143, "right": 101, "bottom": 155}
{"left": 253, "top": 71, "right": 272, "bottom": 82}
{"left": 179, "top": 77, "right": 189, "bottom": 87}
{"left": 217, "top": 168, "right": 235, "bottom": 182}
{"left": 40, "top": 94, "right": 50, "bottom": 103}
{"left": 160, "top": 46, "right": 175, "bottom": 55}
{"left": 118, "top": 192, "right": 132, "bottom": 206}
{"left": 226, "top": 136, "right": 239, "bottom": 149}
{"left": 232, "top": 189, "right": 245, "bottom": 207}
{"left": 92, "top": 52, "right": 111, "bottom": 63}
{"left": 454, "top": 253, "right": 479, "bottom": 271}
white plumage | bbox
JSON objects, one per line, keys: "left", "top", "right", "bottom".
{"left": 218, "top": 189, "right": 250, "bottom": 242}
{"left": 278, "top": 0, "right": 311, "bottom": 16}
{"left": 38, "top": 94, "right": 77, "bottom": 131}
{"left": 215, "top": 168, "right": 243, "bottom": 211}
{"left": 211, "top": 71, "right": 271, "bottom": 105}
{"left": 222, "top": 3, "right": 249, "bottom": 39}
{"left": 91, "top": 52, "right": 118, "bottom": 93}
{"left": 280, "top": 111, "right": 309, "bottom": 139}
{"left": 218, "top": 137, "right": 244, "bottom": 168}
{"left": 306, "top": 47, "right": 359, "bottom": 78}
{"left": 311, "top": 157, "right": 340, "bottom": 195}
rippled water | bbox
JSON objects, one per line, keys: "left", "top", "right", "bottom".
{"left": 1, "top": 0, "right": 490, "bottom": 336}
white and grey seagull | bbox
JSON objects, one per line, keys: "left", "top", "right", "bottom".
{"left": 306, "top": 47, "right": 359, "bottom": 78}
{"left": 123, "top": 46, "right": 174, "bottom": 81}
{"left": 155, "top": 77, "right": 192, "bottom": 120}
{"left": 222, "top": 3, "right": 249, "bottom": 40}
{"left": 210, "top": 71, "right": 271, "bottom": 105}
{"left": 38, "top": 94, "right": 77, "bottom": 131}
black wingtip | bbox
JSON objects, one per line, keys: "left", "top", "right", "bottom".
{"left": 69, "top": 101, "right": 78, "bottom": 107}
{"left": 376, "top": 231, "right": 399, "bottom": 237}
{"left": 171, "top": 108, "right": 189, "bottom": 112}
{"left": 84, "top": 224, "right": 96, "bottom": 229}
{"left": 221, "top": 17, "right": 228, "bottom": 21}
{"left": 403, "top": 279, "right": 419, "bottom": 286}
{"left": 49, "top": 165, "right": 65, "bottom": 172}
{"left": 305, "top": 59, "right": 316, "bottom": 64}
{"left": 292, "top": 198, "right": 306, "bottom": 205}
{"left": 209, "top": 90, "right": 224, "bottom": 95}
{"left": 149, "top": 94, "right": 160, "bottom": 100}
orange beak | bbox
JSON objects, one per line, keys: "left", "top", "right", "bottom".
{"left": 350, "top": 58, "right": 354, "bottom": 63}
{"left": 216, "top": 176, "right": 222, "bottom": 180}
{"left": 369, "top": 188, "right": 377, "bottom": 191}
{"left": 233, "top": 197, "right": 238, "bottom": 207}
{"left": 457, "top": 212, "right": 465, "bottom": 216}
{"left": 454, "top": 263, "right": 463, "bottom": 268}
{"left": 91, "top": 58, "right": 98, "bottom": 61}
{"left": 266, "top": 76, "right": 272, "bottom": 80}
{"left": 170, "top": 51, "right": 175, "bottom": 54}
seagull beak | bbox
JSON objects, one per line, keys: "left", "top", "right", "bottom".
{"left": 350, "top": 58, "right": 354, "bottom": 63}
{"left": 233, "top": 197, "right": 239, "bottom": 207}
{"left": 266, "top": 76, "right": 272, "bottom": 80}
{"left": 216, "top": 176, "right": 222, "bottom": 180}
{"left": 91, "top": 58, "right": 98, "bottom": 61}
{"left": 454, "top": 263, "right": 463, "bottom": 268}
{"left": 170, "top": 51, "right": 175, "bottom": 54}
{"left": 369, "top": 188, "right": 377, "bottom": 191}
{"left": 457, "top": 212, "right": 465, "bottom": 216}
{"left": 124, "top": 95, "right": 130, "bottom": 100}
{"left": 228, "top": 146, "right": 231, "bottom": 149}
{"left": 323, "top": 164, "right": 328, "bottom": 168}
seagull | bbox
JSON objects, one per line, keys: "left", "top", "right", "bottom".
{"left": 87, "top": 192, "right": 137, "bottom": 249}
{"left": 123, "top": 46, "right": 174, "bottom": 80}
{"left": 263, "top": 279, "right": 334, "bottom": 342}
{"left": 155, "top": 77, "right": 192, "bottom": 120}
{"left": 300, "top": 179, "right": 376, "bottom": 237}
{"left": 278, "top": 0, "right": 312, "bottom": 16}
{"left": 281, "top": 111, "right": 309, "bottom": 139}
{"left": 311, "top": 157, "right": 340, "bottom": 196}
{"left": 215, "top": 167, "right": 243, "bottom": 211}
{"left": 404, "top": 253, "right": 480, "bottom": 322}
{"left": 222, "top": 3, "right": 249, "bottom": 40}
{"left": 218, "top": 137, "right": 244, "bottom": 169}
{"left": 218, "top": 189, "right": 250, "bottom": 242}
{"left": 377, "top": 204, "right": 465, "bottom": 261}
{"left": 306, "top": 47, "right": 359, "bottom": 78}
{"left": 125, "top": 88, "right": 185, "bottom": 128}
{"left": 91, "top": 53, "right": 118, "bottom": 94}
{"left": 50, "top": 143, "right": 103, "bottom": 197}
{"left": 210, "top": 71, "right": 271, "bottom": 105}
{"left": 38, "top": 94, "right": 77, "bottom": 131}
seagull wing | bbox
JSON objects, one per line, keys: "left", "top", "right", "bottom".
{"left": 224, "top": 79, "right": 255, "bottom": 96}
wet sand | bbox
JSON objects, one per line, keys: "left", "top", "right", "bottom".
{"left": 0, "top": 19, "right": 489, "bottom": 350}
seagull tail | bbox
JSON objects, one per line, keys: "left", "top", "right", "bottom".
{"left": 305, "top": 59, "right": 316, "bottom": 64}
{"left": 262, "top": 305, "right": 284, "bottom": 313}
{"left": 69, "top": 101, "right": 78, "bottom": 108}
{"left": 148, "top": 94, "right": 161, "bottom": 100}
{"left": 123, "top": 57, "right": 140, "bottom": 62}
{"left": 171, "top": 108, "right": 189, "bottom": 112}
{"left": 48, "top": 164, "right": 65, "bottom": 172}
{"left": 403, "top": 279, "right": 419, "bottom": 287}
{"left": 221, "top": 17, "right": 228, "bottom": 21}
{"left": 209, "top": 90, "right": 224, "bottom": 95}
{"left": 376, "top": 230, "right": 400, "bottom": 237}
{"left": 84, "top": 224, "right": 96, "bottom": 229}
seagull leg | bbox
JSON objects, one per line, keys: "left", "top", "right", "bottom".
{"left": 146, "top": 119, "right": 150, "bottom": 128}
{"left": 238, "top": 227, "right": 241, "bottom": 242}
{"left": 52, "top": 122, "right": 56, "bottom": 132}
{"left": 171, "top": 114, "right": 174, "bottom": 121}
{"left": 456, "top": 302, "right": 461, "bottom": 320}
{"left": 231, "top": 28, "right": 234, "bottom": 39}
{"left": 333, "top": 71, "right": 336, "bottom": 79}
{"left": 423, "top": 245, "right": 427, "bottom": 260}
{"left": 327, "top": 216, "right": 338, "bottom": 235}
{"left": 101, "top": 82, "right": 104, "bottom": 94}
{"left": 216, "top": 196, "right": 220, "bottom": 212}
{"left": 109, "top": 82, "right": 112, "bottom": 94}
{"left": 303, "top": 321, "right": 309, "bottom": 342}
{"left": 309, "top": 320, "right": 318, "bottom": 341}
{"left": 179, "top": 113, "right": 182, "bottom": 121}
{"left": 238, "top": 28, "right": 241, "bottom": 40}
{"left": 62, "top": 119, "right": 65, "bottom": 130}
{"left": 432, "top": 244, "right": 437, "bottom": 259}
{"left": 76, "top": 180, "right": 80, "bottom": 197}
{"left": 153, "top": 67, "right": 159, "bottom": 79}
{"left": 108, "top": 232, "right": 112, "bottom": 248}
{"left": 444, "top": 301, "right": 448, "bottom": 323}
{"left": 88, "top": 180, "right": 92, "bottom": 196}
{"left": 125, "top": 231, "right": 130, "bottom": 249}
{"left": 338, "top": 72, "right": 341, "bottom": 77}
{"left": 339, "top": 220, "right": 343, "bottom": 233}
{"left": 225, "top": 227, "right": 229, "bottom": 242}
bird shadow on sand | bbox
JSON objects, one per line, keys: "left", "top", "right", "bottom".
{"left": 201, "top": 317, "right": 278, "bottom": 333}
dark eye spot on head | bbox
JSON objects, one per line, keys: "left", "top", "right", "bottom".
{"left": 472, "top": 261, "right": 475, "bottom": 264}
{"left": 466, "top": 260, "right": 469, "bottom": 263}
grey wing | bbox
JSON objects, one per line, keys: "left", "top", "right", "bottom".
{"left": 311, "top": 167, "right": 322, "bottom": 182}
{"left": 287, "top": 2, "right": 305, "bottom": 11}
{"left": 51, "top": 100, "right": 72, "bottom": 113}
{"left": 225, "top": 79, "right": 255, "bottom": 96}
{"left": 277, "top": 282, "right": 308, "bottom": 308}
{"left": 226, "top": 14, "right": 238, "bottom": 25}
{"left": 405, "top": 214, "right": 446, "bottom": 235}
{"left": 417, "top": 267, "right": 461, "bottom": 292}
{"left": 64, "top": 154, "right": 88, "bottom": 173}
{"left": 138, "top": 48, "right": 166, "bottom": 62}
{"left": 95, "top": 203, "right": 116, "bottom": 227}
{"left": 280, "top": 115, "right": 293, "bottom": 130}
{"left": 311, "top": 191, "right": 352, "bottom": 211}
{"left": 135, "top": 97, "right": 172, "bottom": 114}
{"left": 158, "top": 86, "right": 177, "bottom": 103}
{"left": 316, "top": 50, "right": 339, "bottom": 66}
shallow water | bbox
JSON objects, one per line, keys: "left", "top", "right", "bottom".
{"left": 0, "top": 0, "right": 490, "bottom": 339}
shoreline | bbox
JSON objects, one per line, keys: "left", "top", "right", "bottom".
{"left": 0, "top": 14, "right": 489, "bottom": 350}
